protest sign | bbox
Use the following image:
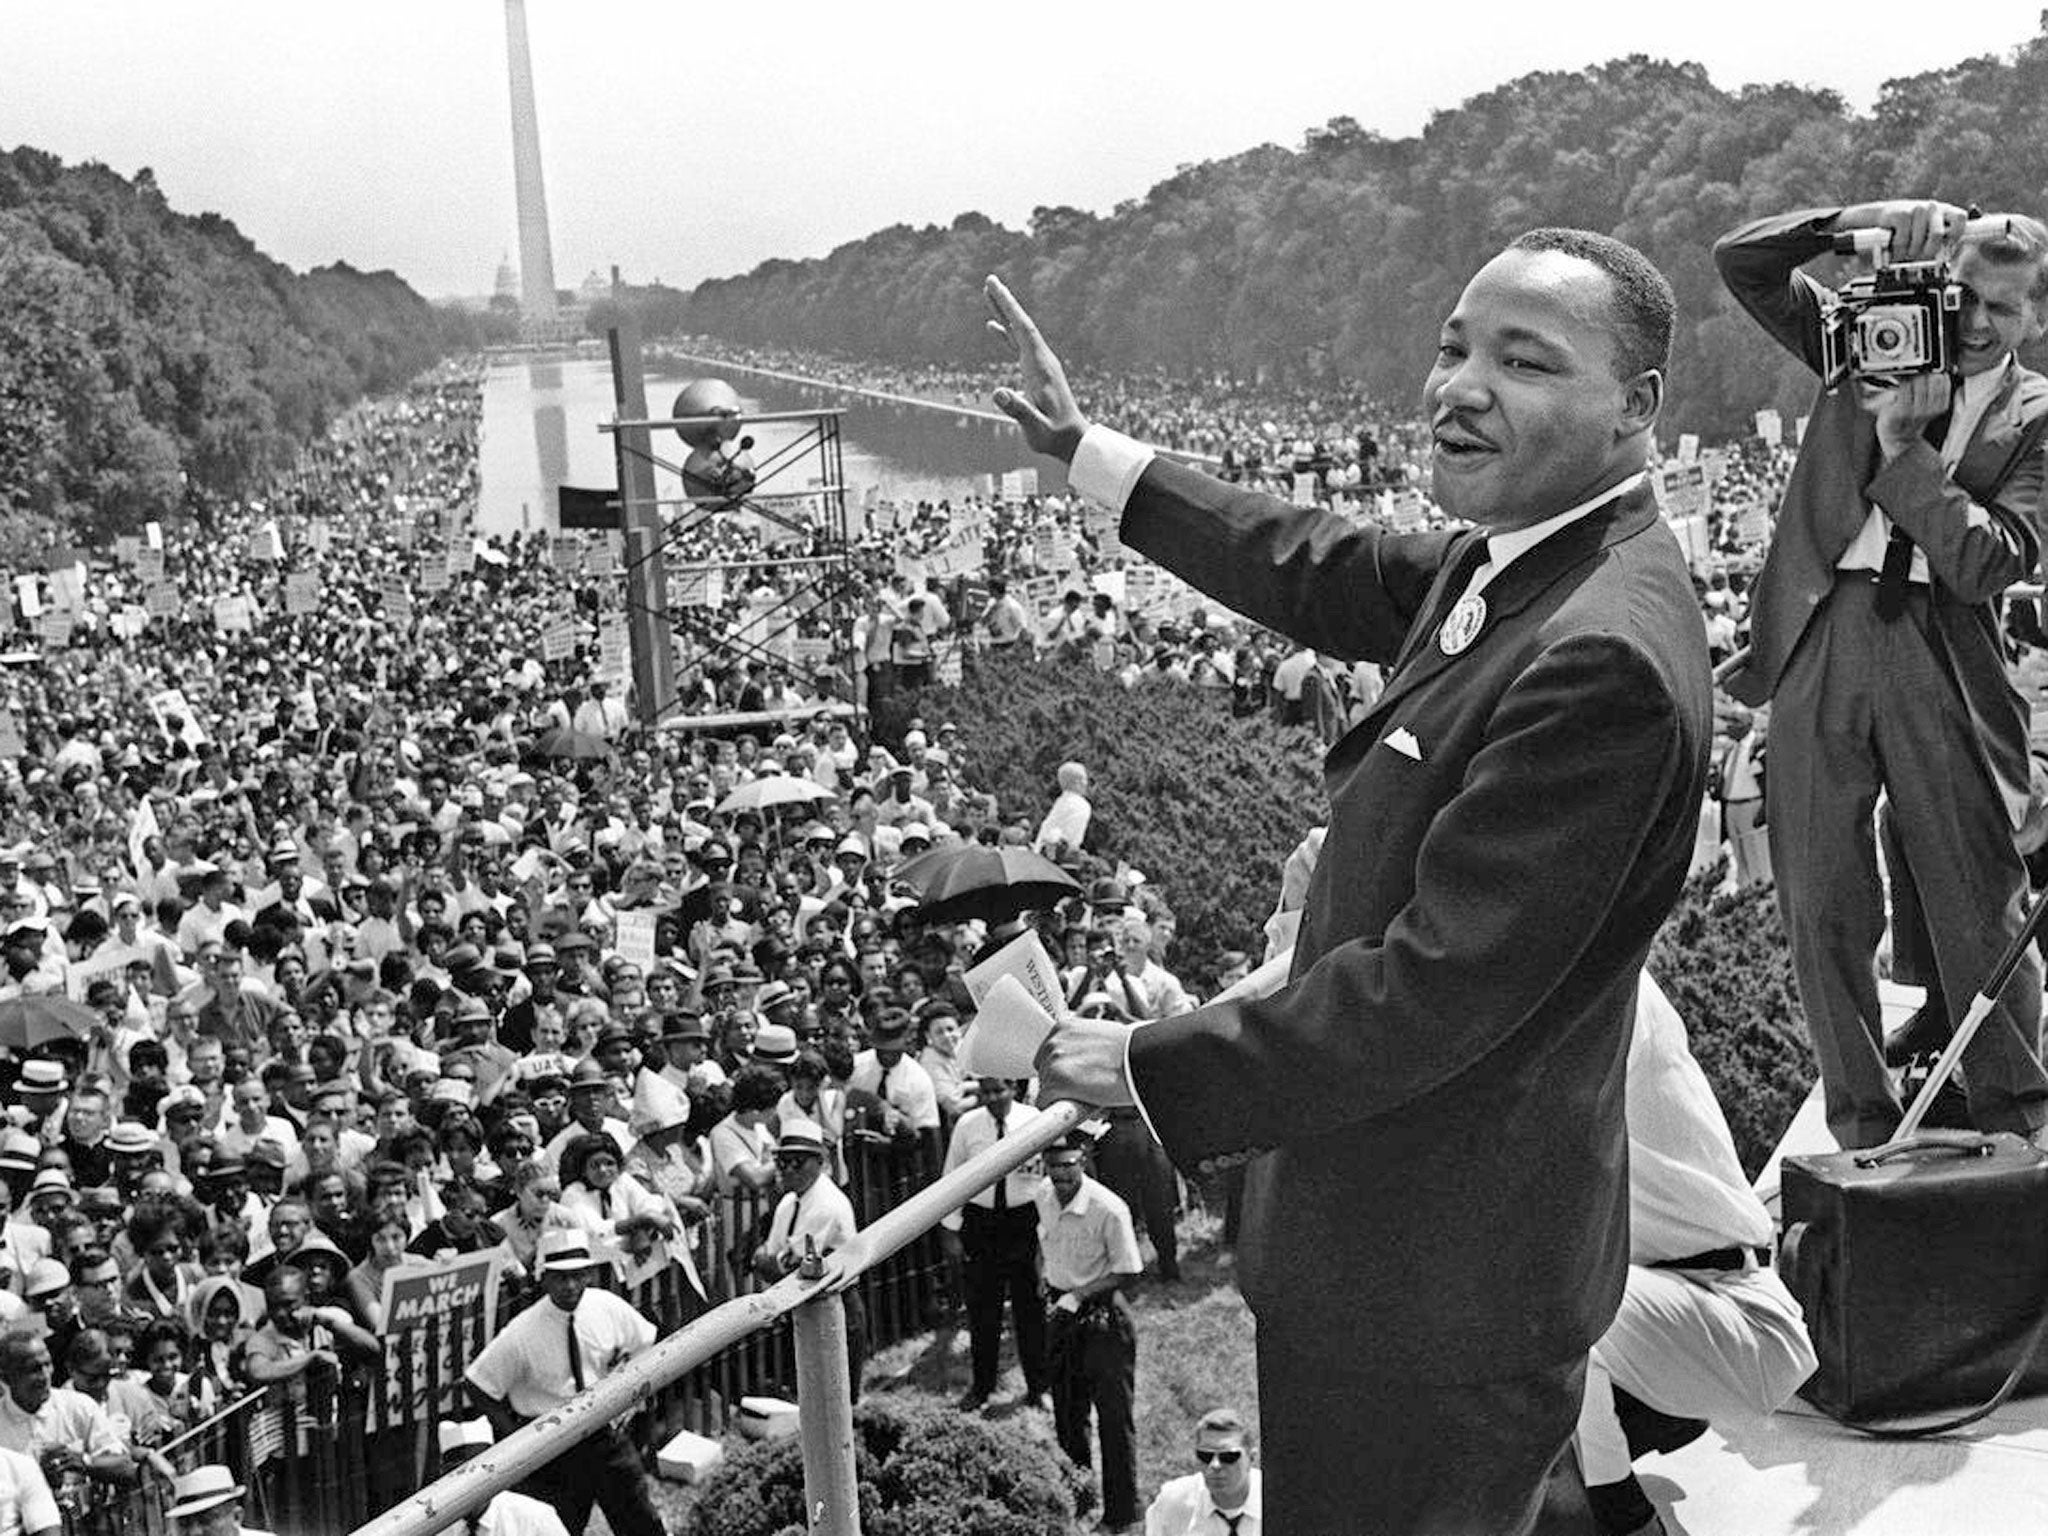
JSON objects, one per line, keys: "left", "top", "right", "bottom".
{"left": 0, "top": 711, "right": 21, "bottom": 761}
{"left": 585, "top": 540, "right": 616, "bottom": 579}
{"left": 143, "top": 585, "right": 179, "bottom": 620}
{"left": 284, "top": 573, "right": 320, "bottom": 616}
{"left": 1755, "top": 408, "right": 1783, "bottom": 447}
{"left": 147, "top": 688, "right": 209, "bottom": 747}
{"left": 1653, "top": 464, "right": 1710, "bottom": 521}
{"left": 1293, "top": 472, "right": 1317, "bottom": 508}
{"left": 39, "top": 612, "right": 73, "bottom": 649}
{"left": 135, "top": 548, "right": 166, "bottom": 584}
{"left": 378, "top": 1251, "right": 503, "bottom": 1421}
{"left": 554, "top": 536, "right": 583, "bottom": 575}
{"left": 113, "top": 606, "right": 148, "bottom": 640}
{"left": 212, "top": 596, "right": 255, "bottom": 633}
{"left": 616, "top": 910, "right": 659, "bottom": 975}
{"left": 542, "top": 618, "right": 582, "bottom": 662}
{"left": 419, "top": 554, "right": 449, "bottom": 594}
{"left": 1677, "top": 434, "right": 1701, "bottom": 464}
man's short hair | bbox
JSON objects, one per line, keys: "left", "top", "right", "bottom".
{"left": 1506, "top": 227, "right": 1676, "bottom": 380}
{"left": 1196, "top": 1407, "right": 1254, "bottom": 1444}
{"left": 1966, "top": 214, "right": 2048, "bottom": 305}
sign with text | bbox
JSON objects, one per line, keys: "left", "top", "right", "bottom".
{"left": 615, "top": 910, "right": 658, "bottom": 974}
{"left": 284, "top": 572, "right": 320, "bottom": 616}
{"left": 1754, "top": 408, "right": 1783, "bottom": 447}
{"left": 1653, "top": 464, "right": 1710, "bottom": 522}
{"left": 377, "top": 1250, "right": 503, "bottom": 1421}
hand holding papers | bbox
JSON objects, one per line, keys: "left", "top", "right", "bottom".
{"left": 960, "top": 930, "right": 1065, "bottom": 1078}
{"left": 963, "top": 928, "right": 1137, "bottom": 1109}
{"left": 959, "top": 973, "right": 1058, "bottom": 1079}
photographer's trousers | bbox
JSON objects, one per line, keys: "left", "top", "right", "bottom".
{"left": 1769, "top": 575, "right": 2048, "bottom": 1148}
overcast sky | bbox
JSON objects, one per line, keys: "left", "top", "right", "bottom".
{"left": 5, "top": 1, "right": 2044, "bottom": 300}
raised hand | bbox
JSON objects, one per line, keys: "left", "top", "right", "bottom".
{"left": 984, "top": 276, "right": 1090, "bottom": 464}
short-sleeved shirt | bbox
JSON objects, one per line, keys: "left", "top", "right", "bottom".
{"left": 0, "top": 1446, "right": 57, "bottom": 1536}
{"left": 707, "top": 1117, "right": 775, "bottom": 1195}
{"left": 846, "top": 1051, "right": 940, "bottom": 1133}
{"left": 1034, "top": 1175, "right": 1142, "bottom": 1293}
{"left": 466, "top": 1288, "right": 655, "bottom": 1420}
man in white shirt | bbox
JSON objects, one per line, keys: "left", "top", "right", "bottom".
{"left": 1144, "top": 1408, "right": 1262, "bottom": 1536}
{"left": 1032, "top": 762, "right": 1091, "bottom": 858}
{"left": 846, "top": 1013, "right": 940, "bottom": 1135}
{"left": 166, "top": 1465, "right": 272, "bottom": 1536}
{"left": 939, "top": 1078, "right": 1047, "bottom": 1411}
{"left": 465, "top": 1231, "right": 661, "bottom": 1536}
{"left": 751, "top": 1118, "right": 864, "bottom": 1396}
{"left": 1572, "top": 974, "right": 1816, "bottom": 1536}
{"left": 0, "top": 1443, "right": 57, "bottom": 1536}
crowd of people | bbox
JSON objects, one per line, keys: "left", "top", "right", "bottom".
{"left": 0, "top": 319, "right": 1836, "bottom": 1535}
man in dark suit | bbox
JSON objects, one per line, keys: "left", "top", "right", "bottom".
{"left": 1715, "top": 201, "right": 2048, "bottom": 1149}
{"left": 988, "top": 226, "right": 1710, "bottom": 1536}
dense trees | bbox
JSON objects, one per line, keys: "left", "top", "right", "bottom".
{"left": 680, "top": 23, "right": 2048, "bottom": 437}
{"left": 0, "top": 147, "right": 472, "bottom": 546}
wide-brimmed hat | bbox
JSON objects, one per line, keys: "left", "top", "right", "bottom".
{"left": 776, "top": 1117, "right": 826, "bottom": 1157}
{"left": 536, "top": 1229, "right": 606, "bottom": 1275}
{"left": 168, "top": 1466, "right": 245, "bottom": 1520}
{"left": 17, "top": 1060, "right": 68, "bottom": 1094}
{"left": 752, "top": 1023, "right": 799, "bottom": 1065}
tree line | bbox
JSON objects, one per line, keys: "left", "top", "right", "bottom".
{"left": 0, "top": 147, "right": 491, "bottom": 549}
{"left": 673, "top": 22, "right": 2048, "bottom": 439}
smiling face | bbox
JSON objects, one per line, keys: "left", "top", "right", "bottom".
{"left": 1954, "top": 245, "right": 2047, "bottom": 377}
{"left": 1424, "top": 247, "right": 1656, "bottom": 531}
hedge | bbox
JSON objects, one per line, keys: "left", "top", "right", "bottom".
{"left": 876, "top": 648, "right": 1323, "bottom": 990}
{"left": 884, "top": 654, "right": 1815, "bottom": 1175}
{"left": 682, "top": 1394, "right": 1094, "bottom": 1536}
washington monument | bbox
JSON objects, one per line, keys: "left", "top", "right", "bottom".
{"left": 503, "top": 0, "right": 558, "bottom": 322}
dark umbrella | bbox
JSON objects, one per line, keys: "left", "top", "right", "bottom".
{"left": 534, "top": 726, "right": 613, "bottom": 761}
{"left": 897, "top": 845, "right": 1083, "bottom": 925}
{"left": 0, "top": 994, "right": 97, "bottom": 1052}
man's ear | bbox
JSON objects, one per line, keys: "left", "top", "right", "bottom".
{"left": 1620, "top": 369, "right": 1664, "bottom": 439}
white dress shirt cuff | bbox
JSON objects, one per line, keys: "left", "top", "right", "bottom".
{"left": 1121, "top": 1022, "right": 1166, "bottom": 1147}
{"left": 1068, "top": 425, "right": 1156, "bottom": 513}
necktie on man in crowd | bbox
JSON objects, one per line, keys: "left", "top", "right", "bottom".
{"left": 992, "top": 1113, "right": 1007, "bottom": 1210}
{"left": 1878, "top": 405, "right": 1955, "bottom": 622}
{"left": 1217, "top": 1512, "right": 1243, "bottom": 1535}
{"left": 567, "top": 1313, "right": 585, "bottom": 1393}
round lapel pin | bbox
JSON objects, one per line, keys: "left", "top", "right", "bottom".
{"left": 1438, "top": 593, "right": 1487, "bottom": 656}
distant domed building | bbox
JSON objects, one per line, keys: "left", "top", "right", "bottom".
{"left": 578, "top": 269, "right": 610, "bottom": 304}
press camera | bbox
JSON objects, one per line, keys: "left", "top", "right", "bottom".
{"left": 1818, "top": 214, "right": 2016, "bottom": 389}
{"left": 1818, "top": 261, "right": 1961, "bottom": 389}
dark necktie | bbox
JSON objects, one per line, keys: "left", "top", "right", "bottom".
{"left": 566, "top": 1311, "right": 586, "bottom": 1393}
{"left": 1876, "top": 407, "right": 1954, "bottom": 621}
{"left": 1216, "top": 1513, "right": 1244, "bottom": 1535}
{"left": 598, "top": 1190, "right": 611, "bottom": 1219}
{"left": 992, "top": 1114, "right": 1007, "bottom": 1210}
{"left": 1394, "top": 535, "right": 1491, "bottom": 674}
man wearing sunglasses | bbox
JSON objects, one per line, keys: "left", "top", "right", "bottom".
{"left": 1144, "top": 1408, "right": 1261, "bottom": 1535}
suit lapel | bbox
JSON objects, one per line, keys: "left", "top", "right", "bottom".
{"left": 1954, "top": 365, "right": 2038, "bottom": 497}
{"left": 1321, "top": 490, "right": 1661, "bottom": 791}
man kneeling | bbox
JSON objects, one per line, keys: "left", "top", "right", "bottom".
{"left": 1575, "top": 973, "right": 1817, "bottom": 1536}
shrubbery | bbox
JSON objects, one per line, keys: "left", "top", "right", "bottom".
{"left": 877, "top": 647, "right": 1324, "bottom": 991}
{"left": 683, "top": 1394, "right": 1093, "bottom": 1536}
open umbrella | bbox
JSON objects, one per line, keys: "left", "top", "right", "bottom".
{"left": 897, "top": 844, "right": 1083, "bottom": 925}
{"left": 716, "top": 776, "right": 836, "bottom": 816}
{"left": 0, "top": 994, "right": 97, "bottom": 1052}
{"left": 534, "top": 726, "right": 613, "bottom": 761}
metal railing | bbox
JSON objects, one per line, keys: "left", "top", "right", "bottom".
{"left": 355, "top": 1099, "right": 1085, "bottom": 1536}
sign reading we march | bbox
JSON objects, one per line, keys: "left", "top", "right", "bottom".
{"left": 380, "top": 1249, "right": 501, "bottom": 1331}
{"left": 377, "top": 1250, "right": 504, "bottom": 1421}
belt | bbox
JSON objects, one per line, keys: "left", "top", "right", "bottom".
{"left": 1651, "top": 1245, "right": 1769, "bottom": 1273}
{"left": 1833, "top": 567, "right": 1929, "bottom": 590}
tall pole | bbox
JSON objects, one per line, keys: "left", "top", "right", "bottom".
{"left": 609, "top": 323, "right": 677, "bottom": 727}
{"left": 503, "top": 0, "right": 558, "bottom": 323}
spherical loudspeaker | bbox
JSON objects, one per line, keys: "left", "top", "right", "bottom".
{"left": 672, "top": 379, "right": 743, "bottom": 450}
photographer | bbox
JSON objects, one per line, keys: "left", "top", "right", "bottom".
{"left": 1715, "top": 200, "right": 2048, "bottom": 1148}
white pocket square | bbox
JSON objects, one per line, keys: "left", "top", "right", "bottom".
{"left": 1385, "top": 728, "right": 1423, "bottom": 761}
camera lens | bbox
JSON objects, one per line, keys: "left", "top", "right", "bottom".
{"left": 1871, "top": 322, "right": 1904, "bottom": 352}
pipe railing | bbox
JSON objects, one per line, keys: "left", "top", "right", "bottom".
{"left": 354, "top": 1098, "right": 1087, "bottom": 1536}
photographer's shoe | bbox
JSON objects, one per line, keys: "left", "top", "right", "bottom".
{"left": 1883, "top": 1003, "right": 1951, "bottom": 1068}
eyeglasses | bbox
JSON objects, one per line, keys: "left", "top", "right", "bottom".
{"left": 1193, "top": 1449, "right": 1243, "bottom": 1466}
{"left": 774, "top": 1154, "right": 820, "bottom": 1168}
